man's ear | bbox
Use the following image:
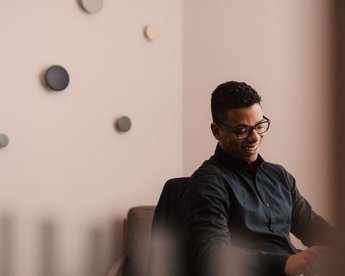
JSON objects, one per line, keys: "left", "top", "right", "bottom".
{"left": 211, "top": 123, "right": 221, "bottom": 140}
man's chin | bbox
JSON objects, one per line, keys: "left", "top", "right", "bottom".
{"left": 241, "top": 147, "right": 259, "bottom": 163}
{"left": 245, "top": 154, "right": 258, "bottom": 163}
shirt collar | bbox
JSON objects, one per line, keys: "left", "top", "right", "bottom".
{"left": 213, "top": 143, "right": 264, "bottom": 175}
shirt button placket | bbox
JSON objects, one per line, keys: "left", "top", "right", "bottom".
{"left": 269, "top": 225, "right": 277, "bottom": 232}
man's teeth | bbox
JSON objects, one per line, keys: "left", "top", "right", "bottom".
{"left": 245, "top": 145, "right": 257, "bottom": 151}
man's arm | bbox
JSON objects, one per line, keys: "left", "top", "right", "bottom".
{"left": 286, "top": 171, "right": 334, "bottom": 247}
{"left": 178, "top": 173, "right": 231, "bottom": 275}
{"left": 284, "top": 170, "right": 335, "bottom": 275}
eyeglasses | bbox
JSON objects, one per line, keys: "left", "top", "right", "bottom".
{"left": 217, "top": 116, "right": 271, "bottom": 140}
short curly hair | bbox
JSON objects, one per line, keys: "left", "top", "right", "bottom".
{"left": 211, "top": 81, "right": 262, "bottom": 123}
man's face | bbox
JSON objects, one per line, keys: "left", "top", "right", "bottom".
{"left": 211, "top": 103, "right": 265, "bottom": 163}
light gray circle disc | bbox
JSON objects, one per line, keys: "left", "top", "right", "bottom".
{"left": 81, "top": 0, "right": 103, "bottom": 13}
{"left": 115, "top": 116, "right": 131, "bottom": 132}
{"left": 0, "top": 134, "right": 9, "bottom": 148}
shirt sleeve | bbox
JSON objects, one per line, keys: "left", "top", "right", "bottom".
{"left": 178, "top": 171, "right": 290, "bottom": 276}
{"left": 286, "top": 170, "right": 334, "bottom": 247}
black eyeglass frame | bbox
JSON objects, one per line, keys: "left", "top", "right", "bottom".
{"left": 216, "top": 116, "right": 271, "bottom": 140}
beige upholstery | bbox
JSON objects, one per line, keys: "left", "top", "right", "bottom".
{"left": 107, "top": 206, "right": 156, "bottom": 276}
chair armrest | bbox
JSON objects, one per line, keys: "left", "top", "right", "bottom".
{"left": 107, "top": 254, "right": 126, "bottom": 276}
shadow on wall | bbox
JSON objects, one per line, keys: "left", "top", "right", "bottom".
{"left": 105, "top": 219, "right": 124, "bottom": 276}
{"left": 81, "top": 219, "right": 124, "bottom": 276}
{"left": 39, "top": 220, "right": 56, "bottom": 276}
{"left": 0, "top": 215, "right": 13, "bottom": 276}
{"left": 83, "top": 227, "right": 103, "bottom": 276}
{"left": 0, "top": 215, "right": 124, "bottom": 276}
{"left": 334, "top": 0, "right": 345, "bottom": 274}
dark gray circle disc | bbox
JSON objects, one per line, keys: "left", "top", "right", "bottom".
{"left": 45, "top": 65, "right": 69, "bottom": 91}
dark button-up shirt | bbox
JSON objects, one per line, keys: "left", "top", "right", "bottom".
{"left": 178, "top": 144, "right": 333, "bottom": 276}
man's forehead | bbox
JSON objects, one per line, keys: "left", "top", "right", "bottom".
{"left": 224, "top": 104, "right": 264, "bottom": 124}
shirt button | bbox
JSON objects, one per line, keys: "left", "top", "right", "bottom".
{"left": 269, "top": 225, "right": 277, "bottom": 232}
{"left": 266, "top": 202, "right": 270, "bottom": 207}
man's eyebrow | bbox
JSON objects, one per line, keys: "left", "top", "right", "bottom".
{"left": 233, "top": 119, "right": 265, "bottom": 128}
{"left": 233, "top": 124, "right": 248, "bottom": 128}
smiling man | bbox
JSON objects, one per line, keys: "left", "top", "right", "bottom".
{"left": 178, "top": 81, "right": 334, "bottom": 276}
{"left": 211, "top": 102, "right": 267, "bottom": 163}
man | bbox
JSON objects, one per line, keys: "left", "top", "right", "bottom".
{"left": 178, "top": 81, "right": 333, "bottom": 276}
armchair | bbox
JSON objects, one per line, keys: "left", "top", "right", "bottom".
{"left": 107, "top": 206, "right": 155, "bottom": 276}
{"left": 107, "top": 177, "right": 189, "bottom": 276}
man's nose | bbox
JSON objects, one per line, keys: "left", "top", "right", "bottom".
{"left": 247, "top": 128, "right": 260, "bottom": 142}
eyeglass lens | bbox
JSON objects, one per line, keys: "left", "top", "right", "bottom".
{"left": 237, "top": 121, "right": 269, "bottom": 139}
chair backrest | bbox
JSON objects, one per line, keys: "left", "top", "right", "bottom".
{"left": 149, "top": 177, "right": 190, "bottom": 276}
{"left": 122, "top": 178, "right": 189, "bottom": 276}
{"left": 123, "top": 206, "right": 155, "bottom": 276}
{"left": 152, "top": 177, "right": 189, "bottom": 232}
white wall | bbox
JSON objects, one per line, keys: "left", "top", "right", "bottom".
{"left": 0, "top": 1, "right": 182, "bottom": 276}
{"left": 0, "top": 0, "right": 336, "bottom": 275}
{"left": 183, "top": 0, "right": 334, "bottom": 221}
